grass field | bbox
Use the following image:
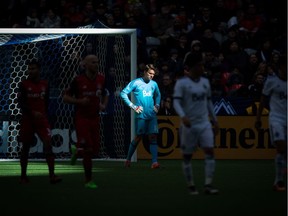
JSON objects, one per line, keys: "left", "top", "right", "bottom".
{"left": 0, "top": 159, "right": 286, "bottom": 216}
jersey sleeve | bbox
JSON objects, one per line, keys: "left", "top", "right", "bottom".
{"left": 154, "top": 82, "right": 161, "bottom": 106}
{"left": 173, "top": 79, "right": 185, "bottom": 118}
{"left": 120, "top": 80, "right": 135, "bottom": 107}
{"left": 64, "top": 77, "right": 78, "bottom": 97}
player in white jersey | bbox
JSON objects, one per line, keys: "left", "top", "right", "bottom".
{"left": 255, "top": 55, "right": 287, "bottom": 192}
{"left": 120, "top": 64, "right": 161, "bottom": 169}
{"left": 173, "top": 53, "right": 219, "bottom": 195}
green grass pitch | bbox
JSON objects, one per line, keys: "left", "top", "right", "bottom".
{"left": 0, "top": 160, "right": 286, "bottom": 216}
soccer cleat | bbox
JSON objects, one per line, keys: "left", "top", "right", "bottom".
{"left": 70, "top": 144, "right": 77, "bottom": 165}
{"left": 273, "top": 181, "right": 286, "bottom": 192}
{"left": 124, "top": 160, "right": 131, "bottom": 168}
{"left": 204, "top": 185, "right": 219, "bottom": 195}
{"left": 85, "top": 181, "right": 98, "bottom": 189}
{"left": 188, "top": 185, "right": 199, "bottom": 195}
{"left": 151, "top": 162, "right": 160, "bottom": 169}
{"left": 50, "top": 175, "right": 62, "bottom": 184}
{"left": 19, "top": 176, "right": 30, "bottom": 184}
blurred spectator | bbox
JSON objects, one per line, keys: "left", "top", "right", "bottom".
{"left": 166, "top": 48, "right": 183, "bottom": 77}
{"left": 25, "top": 8, "right": 41, "bottom": 27}
{"left": 227, "top": 9, "right": 244, "bottom": 29}
{"left": 210, "top": 71, "right": 226, "bottom": 97}
{"left": 223, "top": 40, "right": 249, "bottom": 77}
{"left": 183, "top": 40, "right": 202, "bottom": 64}
{"left": 95, "top": 2, "right": 108, "bottom": 24}
{"left": 158, "top": 73, "right": 174, "bottom": 101}
{"left": 221, "top": 25, "right": 239, "bottom": 55}
{"left": 41, "top": 8, "right": 61, "bottom": 28}
{"left": 200, "top": 27, "right": 221, "bottom": 55}
{"left": 213, "top": 22, "right": 228, "bottom": 46}
{"left": 244, "top": 53, "right": 259, "bottom": 85}
{"left": 62, "top": 2, "right": 84, "bottom": 27}
{"left": 150, "top": 2, "right": 174, "bottom": 44}
{"left": 158, "top": 95, "right": 176, "bottom": 116}
{"left": 248, "top": 72, "right": 265, "bottom": 101}
{"left": 173, "top": 33, "right": 190, "bottom": 60}
{"left": 196, "top": 6, "right": 215, "bottom": 31}
{"left": 255, "top": 38, "right": 273, "bottom": 63}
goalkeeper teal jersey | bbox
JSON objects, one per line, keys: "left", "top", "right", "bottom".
{"left": 120, "top": 77, "right": 161, "bottom": 119}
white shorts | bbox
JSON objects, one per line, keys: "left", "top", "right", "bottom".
{"left": 269, "top": 121, "right": 287, "bottom": 143}
{"left": 179, "top": 121, "right": 214, "bottom": 154}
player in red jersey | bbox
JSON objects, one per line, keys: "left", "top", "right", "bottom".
{"left": 18, "top": 59, "right": 62, "bottom": 184}
{"left": 63, "top": 54, "right": 109, "bottom": 189}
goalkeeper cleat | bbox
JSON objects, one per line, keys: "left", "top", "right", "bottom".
{"left": 204, "top": 184, "right": 219, "bottom": 195}
{"left": 273, "top": 181, "right": 286, "bottom": 192}
{"left": 70, "top": 144, "right": 77, "bottom": 165}
{"left": 85, "top": 181, "right": 98, "bottom": 189}
{"left": 151, "top": 162, "right": 160, "bottom": 169}
{"left": 124, "top": 160, "right": 131, "bottom": 168}
{"left": 188, "top": 185, "right": 199, "bottom": 195}
{"left": 50, "top": 175, "right": 62, "bottom": 184}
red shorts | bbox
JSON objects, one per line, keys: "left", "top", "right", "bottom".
{"left": 18, "top": 115, "right": 51, "bottom": 144}
{"left": 75, "top": 116, "right": 100, "bottom": 154}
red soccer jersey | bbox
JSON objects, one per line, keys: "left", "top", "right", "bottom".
{"left": 66, "top": 73, "right": 107, "bottom": 118}
{"left": 18, "top": 79, "right": 49, "bottom": 116}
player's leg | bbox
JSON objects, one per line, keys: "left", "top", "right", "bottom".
{"left": 147, "top": 118, "right": 160, "bottom": 168}
{"left": 75, "top": 118, "right": 97, "bottom": 188}
{"left": 270, "top": 123, "right": 287, "bottom": 191}
{"left": 179, "top": 125, "right": 199, "bottom": 195}
{"left": 201, "top": 124, "right": 219, "bottom": 194}
{"left": 37, "top": 119, "right": 61, "bottom": 184}
{"left": 124, "top": 118, "right": 143, "bottom": 167}
{"left": 125, "top": 135, "right": 141, "bottom": 167}
{"left": 273, "top": 141, "right": 287, "bottom": 191}
{"left": 18, "top": 117, "right": 33, "bottom": 183}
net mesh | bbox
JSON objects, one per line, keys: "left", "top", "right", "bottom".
{"left": 0, "top": 30, "right": 133, "bottom": 160}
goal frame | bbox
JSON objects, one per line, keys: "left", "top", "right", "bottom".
{"left": 0, "top": 28, "right": 137, "bottom": 161}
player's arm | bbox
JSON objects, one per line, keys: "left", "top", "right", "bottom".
{"left": 100, "top": 88, "right": 110, "bottom": 111}
{"left": 45, "top": 81, "right": 50, "bottom": 113}
{"left": 120, "top": 81, "right": 143, "bottom": 113}
{"left": 207, "top": 82, "right": 219, "bottom": 135}
{"left": 62, "top": 79, "right": 89, "bottom": 106}
{"left": 255, "top": 94, "right": 268, "bottom": 129}
{"left": 207, "top": 98, "right": 219, "bottom": 135}
{"left": 173, "top": 81, "right": 190, "bottom": 127}
{"left": 17, "top": 82, "right": 32, "bottom": 115}
{"left": 153, "top": 83, "right": 161, "bottom": 113}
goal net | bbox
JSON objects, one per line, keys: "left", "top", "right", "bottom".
{"left": 0, "top": 28, "right": 137, "bottom": 160}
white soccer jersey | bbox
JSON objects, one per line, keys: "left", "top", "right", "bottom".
{"left": 173, "top": 76, "right": 212, "bottom": 124}
{"left": 262, "top": 76, "right": 287, "bottom": 125}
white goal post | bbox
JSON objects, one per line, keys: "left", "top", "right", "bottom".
{"left": 0, "top": 28, "right": 137, "bottom": 161}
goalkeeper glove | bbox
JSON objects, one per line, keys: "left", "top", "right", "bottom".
{"left": 131, "top": 104, "right": 144, "bottom": 114}
{"left": 153, "top": 105, "right": 160, "bottom": 113}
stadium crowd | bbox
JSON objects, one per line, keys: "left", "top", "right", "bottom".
{"left": 0, "top": 0, "right": 286, "bottom": 109}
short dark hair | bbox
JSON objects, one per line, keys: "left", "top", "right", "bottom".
{"left": 184, "top": 53, "right": 203, "bottom": 68}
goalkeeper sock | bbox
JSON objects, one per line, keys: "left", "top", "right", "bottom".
{"left": 204, "top": 154, "right": 215, "bottom": 185}
{"left": 149, "top": 140, "right": 158, "bottom": 163}
{"left": 126, "top": 140, "right": 138, "bottom": 161}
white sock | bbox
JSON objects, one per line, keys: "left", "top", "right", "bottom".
{"left": 182, "top": 161, "right": 194, "bottom": 186}
{"left": 205, "top": 155, "right": 215, "bottom": 185}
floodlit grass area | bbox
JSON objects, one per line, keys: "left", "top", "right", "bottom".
{"left": 0, "top": 160, "right": 286, "bottom": 216}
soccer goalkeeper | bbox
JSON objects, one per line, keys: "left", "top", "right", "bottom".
{"left": 120, "top": 64, "right": 161, "bottom": 168}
